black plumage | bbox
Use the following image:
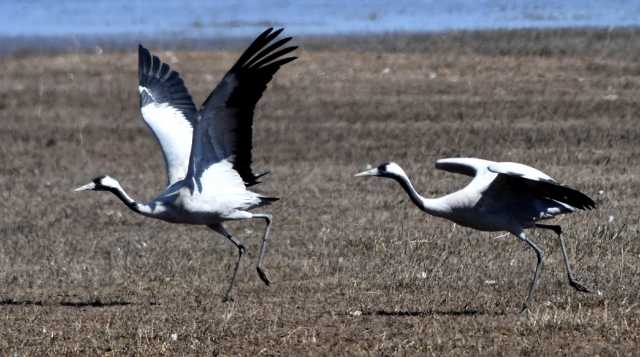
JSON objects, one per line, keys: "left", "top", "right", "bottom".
{"left": 201, "top": 28, "right": 297, "bottom": 187}
{"left": 519, "top": 178, "right": 596, "bottom": 210}
{"left": 138, "top": 45, "right": 198, "bottom": 122}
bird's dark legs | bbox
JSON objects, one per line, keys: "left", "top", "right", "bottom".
{"left": 252, "top": 214, "right": 273, "bottom": 286}
{"left": 516, "top": 231, "right": 545, "bottom": 314}
{"left": 208, "top": 224, "right": 246, "bottom": 302}
{"left": 207, "top": 215, "right": 273, "bottom": 300}
{"left": 224, "top": 235, "right": 246, "bottom": 302}
{"left": 536, "top": 224, "right": 592, "bottom": 293}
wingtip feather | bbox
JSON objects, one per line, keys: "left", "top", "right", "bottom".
{"left": 197, "top": 28, "right": 295, "bottom": 188}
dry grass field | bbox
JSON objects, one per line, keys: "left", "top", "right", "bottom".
{"left": 1, "top": 28, "right": 639, "bottom": 355}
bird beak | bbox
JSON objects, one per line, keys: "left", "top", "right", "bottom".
{"left": 74, "top": 182, "right": 96, "bottom": 192}
{"left": 355, "top": 168, "right": 379, "bottom": 177}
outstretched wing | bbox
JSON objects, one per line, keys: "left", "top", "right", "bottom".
{"left": 488, "top": 162, "right": 596, "bottom": 210}
{"left": 435, "top": 158, "right": 496, "bottom": 177}
{"left": 139, "top": 45, "right": 198, "bottom": 186}
{"left": 186, "top": 28, "right": 297, "bottom": 194}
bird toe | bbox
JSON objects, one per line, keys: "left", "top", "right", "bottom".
{"left": 512, "top": 305, "right": 530, "bottom": 315}
{"left": 257, "top": 267, "right": 271, "bottom": 286}
{"left": 569, "top": 279, "right": 592, "bottom": 293}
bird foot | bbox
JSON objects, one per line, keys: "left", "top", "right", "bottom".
{"left": 569, "top": 279, "right": 592, "bottom": 293}
{"left": 511, "top": 305, "right": 530, "bottom": 315}
{"left": 257, "top": 267, "right": 271, "bottom": 286}
{"left": 222, "top": 295, "right": 234, "bottom": 303}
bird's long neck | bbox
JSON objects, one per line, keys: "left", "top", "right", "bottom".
{"left": 392, "top": 174, "right": 451, "bottom": 218}
{"left": 107, "top": 185, "right": 153, "bottom": 215}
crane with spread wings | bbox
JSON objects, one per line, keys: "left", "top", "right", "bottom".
{"left": 76, "top": 28, "right": 297, "bottom": 301}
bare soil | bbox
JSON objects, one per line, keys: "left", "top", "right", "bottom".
{"left": 1, "top": 28, "right": 639, "bottom": 355}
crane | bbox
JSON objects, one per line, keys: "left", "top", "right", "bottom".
{"left": 76, "top": 28, "right": 297, "bottom": 302}
{"left": 356, "top": 158, "right": 595, "bottom": 313}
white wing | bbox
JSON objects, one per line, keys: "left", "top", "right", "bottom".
{"left": 487, "top": 162, "right": 556, "bottom": 183}
{"left": 435, "top": 158, "right": 496, "bottom": 177}
{"left": 139, "top": 45, "right": 198, "bottom": 186}
{"left": 186, "top": 28, "right": 297, "bottom": 195}
{"left": 488, "top": 162, "right": 596, "bottom": 210}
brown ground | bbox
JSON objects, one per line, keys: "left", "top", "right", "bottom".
{"left": 1, "top": 28, "right": 639, "bottom": 355}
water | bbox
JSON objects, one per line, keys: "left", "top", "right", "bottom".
{"left": 1, "top": 0, "right": 639, "bottom": 53}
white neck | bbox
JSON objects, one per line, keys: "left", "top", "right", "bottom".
{"left": 106, "top": 184, "right": 155, "bottom": 216}
{"left": 391, "top": 173, "right": 452, "bottom": 218}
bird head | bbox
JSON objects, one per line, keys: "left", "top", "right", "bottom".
{"left": 75, "top": 175, "right": 121, "bottom": 192}
{"left": 355, "top": 162, "right": 407, "bottom": 179}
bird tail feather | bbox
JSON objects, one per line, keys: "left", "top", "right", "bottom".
{"left": 259, "top": 197, "right": 279, "bottom": 205}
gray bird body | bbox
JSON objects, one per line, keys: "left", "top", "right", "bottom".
{"left": 357, "top": 158, "right": 595, "bottom": 313}
{"left": 76, "top": 28, "right": 297, "bottom": 301}
{"left": 132, "top": 182, "right": 268, "bottom": 225}
{"left": 427, "top": 160, "right": 577, "bottom": 232}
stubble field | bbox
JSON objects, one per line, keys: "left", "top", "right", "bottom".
{"left": 1, "top": 28, "right": 639, "bottom": 355}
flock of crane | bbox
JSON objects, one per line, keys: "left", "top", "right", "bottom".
{"left": 75, "top": 28, "right": 596, "bottom": 314}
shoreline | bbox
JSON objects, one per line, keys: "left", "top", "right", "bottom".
{"left": 3, "top": 25, "right": 640, "bottom": 57}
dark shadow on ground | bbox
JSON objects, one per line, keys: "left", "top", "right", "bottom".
{"left": 0, "top": 299, "right": 43, "bottom": 306}
{"left": 60, "top": 300, "right": 133, "bottom": 307}
{"left": 0, "top": 298, "right": 160, "bottom": 307}
{"left": 372, "top": 309, "right": 487, "bottom": 317}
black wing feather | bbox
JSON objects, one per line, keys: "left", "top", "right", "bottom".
{"left": 518, "top": 178, "right": 596, "bottom": 210}
{"left": 252, "top": 46, "right": 298, "bottom": 69}
{"left": 138, "top": 45, "right": 198, "bottom": 122}
{"left": 202, "top": 28, "right": 297, "bottom": 187}
{"left": 233, "top": 28, "right": 284, "bottom": 69}
{"left": 245, "top": 37, "right": 293, "bottom": 68}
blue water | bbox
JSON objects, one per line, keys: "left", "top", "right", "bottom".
{"left": 1, "top": 0, "right": 639, "bottom": 52}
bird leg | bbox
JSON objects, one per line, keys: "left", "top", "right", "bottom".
{"left": 515, "top": 232, "right": 545, "bottom": 314}
{"left": 252, "top": 214, "right": 273, "bottom": 286}
{"left": 208, "top": 224, "right": 246, "bottom": 302}
{"left": 536, "top": 224, "right": 592, "bottom": 293}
